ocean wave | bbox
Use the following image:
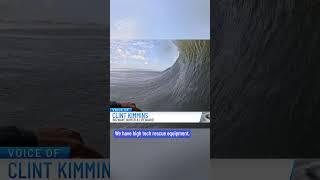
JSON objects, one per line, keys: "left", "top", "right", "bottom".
{"left": 111, "top": 40, "right": 210, "bottom": 111}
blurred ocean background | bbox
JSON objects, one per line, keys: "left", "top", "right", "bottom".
{"left": 0, "top": 22, "right": 108, "bottom": 156}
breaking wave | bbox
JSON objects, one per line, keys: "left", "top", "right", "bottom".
{"left": 135, "top": 40, "right": 210, "bottom": 111}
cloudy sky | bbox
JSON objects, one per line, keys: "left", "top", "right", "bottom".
{"left": 111, "top": 0, "right": 210, "bottom": 39}
{"left": 110, "top": 0, "right": 210, "bottom": 71}
{"left": 111, "top": 40, "right": 179, "bottom": 71}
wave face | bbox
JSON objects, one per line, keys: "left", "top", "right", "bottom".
{"left": 211, "top": 0, "right": 320, "bottom": 158}
{"left": 135, "top": 40, "right": 210, "bottom": 111}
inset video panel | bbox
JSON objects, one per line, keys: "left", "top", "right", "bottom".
{"left": 110, "top": 0, "right": 210, "bottom": 179}
{"left": 110, "top": 0, "right": 210, "bottom": 114}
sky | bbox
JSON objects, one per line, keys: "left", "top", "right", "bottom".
{"left": 111, "top": 0, "right": 210, "bottom": 39}
{"left": 110, "top": 0, "right": 210, "bottom": 71}
{"left": 111, "top": 40, "right": 179, "bottom": 71}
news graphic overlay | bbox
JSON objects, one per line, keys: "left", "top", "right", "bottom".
{"left": 0, "top": 146, "right": 110, "bottom": 179}
{"left": 113, "top": 129, "right": 192, "bottom": 139}
{"left": 110, "top": 108, "right": 210, "bottom": 123}
{"left": 1, "top": 159, "right": 110, "bottom": 179}
{"left": 0, "top": 147, "right": 70, "bottom": 159}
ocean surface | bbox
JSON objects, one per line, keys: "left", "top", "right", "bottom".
{"left": 0, "top": 27, "right": 108, "bottom": 156}
{"left": 110, "top": 69, "right": 161, "bottom": 105}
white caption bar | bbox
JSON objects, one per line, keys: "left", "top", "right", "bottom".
{"left": 110, "top": 112, "right": 210, "bottom": 123}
